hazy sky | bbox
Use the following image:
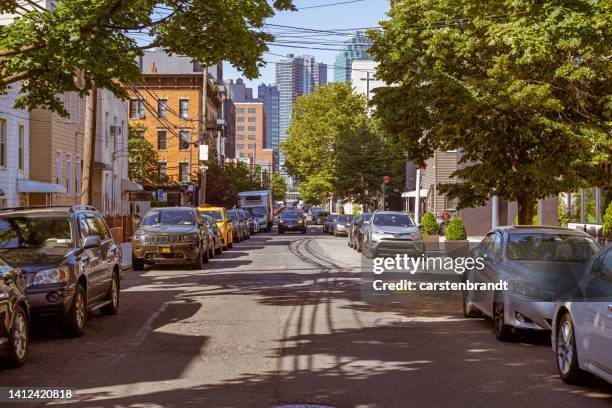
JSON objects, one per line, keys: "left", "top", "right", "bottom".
{"left": 223, "top": 0, "right": 390, "bottom": 96}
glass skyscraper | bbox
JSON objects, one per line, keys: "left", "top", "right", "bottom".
{"left": 334, "top": 31, "right": 373, "bottom": 83}
{"left": 257, "top": 84, "right": 280, "bottom": 152}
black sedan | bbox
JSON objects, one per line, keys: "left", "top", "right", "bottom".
{"left": 278, "top": 211, "right": 307, "bottom": 234}
{"left": 0, "top": 259, "right": 30, "bottom": 367}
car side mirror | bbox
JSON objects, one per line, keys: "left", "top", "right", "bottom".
{"left": 480, "top": 248, "right": 494, "bottom": 261}
{"left": 135, "top": 219, "right": 142, "bottom": 228}
{"left": 82, "top": 235, "right": 101, "bottom": 250}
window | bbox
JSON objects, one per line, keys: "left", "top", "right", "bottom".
{"left": 237, "top": 144, "right": 245, "bottom": 149}
{"left": 248, "top": 135, "right": 256, "bottom": 141}
{"left": 237, "top": 108, "right": 245, "bottom": 113}
{"left": 239, "top": 153, "right": 245, "bottom": 158}
{"left": 248, "top": 108, "right": 256, "bottom": 114}
{"left": 105, "top": 112, "right": 109, "bottom": 147}
{"left": 248, "top": 126, "right": 256, "bottom": 131}
{"left": 18, "top": 124, "right": 24, "bottom": 172}
{"left": 157, "top": 98, "right": 168, "bottom": 118}
{"left": 237, "top": 117, "right": 245, "bottom": 123}
{"left": 66, "top": 154, "right": 72, "bottom": 195}
{"left": 130, "top": 99, "right": 145, "bottom": 119}
{"left": 157, "top": 130, "right": 167, "bottom": 150}
{"left": 179, "top": 162, "right": 189, "bottom": 182}
{"left": 179, "top": 130, "right": 190, "bottom": 150}
{"left": 247, "top": 117, "right": 256, "bottom": 122}
{"left": 237, "top": 135, "right": 245, "bottom": 141}
{"left": 65, "top": 93, "right": 71, "bottom": 119}
{"left": 0, "top": 118, "right": 6, "bottom": 169}
{"left": 55, "top": 151, "right": 61, "bottom": 184}
{"left": 237, "top": 126, "right": 245, "bottom": 131}
{"left": 75, "top": 96, "right": 80, "bottom": 124}
{"left": 76, "top": 157, "right": 81, "bottom": 195}
{"left": 248, "top": 144, "right": 255, "bottom": 149}
{"left": 94, "top": 215, "right": 112, "bottom": 241}
{"left": 158, "top": 161, "right": 167, "bottom": 182}
{"left": 179, "top": 99, "right": 189, "bottom": 118}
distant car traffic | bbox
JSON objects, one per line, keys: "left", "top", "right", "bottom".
{"left": 235, "top": 209, "right": 251, "bottom": 239}
{"left": 334, "top": 214, "right": 353, "bottom": 237}
{"left": 243, "top": 208, "right": 260, "bottom": 234}
{"left": 0, "top": 256, "right": 29, "bottom": 367}
{"left": 463, "top": 226, "right": 600, "bottom": 341}
{"left": 227, "top": 210, "right": 246, "bottom": 242}
{"left": 132, "top": 207, "right": 213, "bottom": 270}
{"left": 198, "top": 206, "right": 233, "bottom": 249}
{"left": 0, "top": 205, "right": 122, "bottom": 338}
{"left": 362, "top": 211, "right": 423, "bottom": 258}
{"left": 278, "top": 211, "right": 307, "bottom": 234}
{"left": 323, "top": 214, "right": 338, "bottom": 234}
{"left": 551, "top": 244, "right": 611, "bottom": 384}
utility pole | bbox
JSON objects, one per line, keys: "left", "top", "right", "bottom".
{"left": 81, "top": 86, "right": 97, "bottom": 206}
{"left": 414, "top": 167, "right": 421, "bottom": 223}
{"left": 199, "top": 71, "right": 208, "bottom": 206}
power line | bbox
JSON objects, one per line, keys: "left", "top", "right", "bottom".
{"left": 298, "top": 0, "right": 365, "bottom": 10}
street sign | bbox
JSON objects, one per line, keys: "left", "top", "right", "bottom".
{"left": 383, "top": 176, "right": 390, "bottom": 184}
{"left": 199, "top": 144, "right": 209, "bottom": 161}
{"left": 187, "top": 184, "right": 194, "bottom": 192}
{"left": 157, "top": 189, "right": 165, "bottom": 201}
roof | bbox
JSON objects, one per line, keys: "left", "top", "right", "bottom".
{"left": 493, "top": 225, "right": 592, "bottom": 236}
{"left": 198, "top": 206, "right": 226, "bottom": 211}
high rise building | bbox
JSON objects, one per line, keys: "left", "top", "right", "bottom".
{"left": 226, "top": 78, "right": 253, "bottom": 103}
{"left": 257, "top": 84, "right": 280, "bottom": 152}
{"left": 334, "top": 31, "right": 373, "bottom": 83}
{"left": 276, "top": 54, "right": 327, "bottom": 173}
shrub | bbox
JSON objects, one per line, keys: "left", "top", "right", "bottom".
{"left": 445, "top": 217, "right": 467, "bottom": 241}
{"left": 603, "top": 201, "right": 612, "bottom": 236}
{"left": 420, "top": 212, "right": 438, "bottom": 235}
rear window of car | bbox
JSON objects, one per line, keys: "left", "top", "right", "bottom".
{"left": 201, "top": 211, "right": 223, "bottom": 221}
{"left": 337, "top": 215, "right": 353, "bottom": 223}
{"left": 507, "top": 233, "right": 600, "bottom": 262}
{"left": 282, "top": 212, "right": 301, "bottom": 219}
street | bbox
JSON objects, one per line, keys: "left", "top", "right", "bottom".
{"left": 1, "top": 226, "right": 610, "bottom": 408}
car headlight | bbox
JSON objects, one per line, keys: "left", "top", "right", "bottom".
{"left": 371, "top": 229, "right": 393, "bottom": 240}
{"left": 33, "top": 267, "right": 70, "bottom": 286}
{"left": 509, "top": 281, "right": 555, "bottom": 301}
{"left": 133, "top": 232, "right": 145, "bottom": 242}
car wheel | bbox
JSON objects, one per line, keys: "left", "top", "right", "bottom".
{"left": 556, "top": 312, "right": 590, "bottom": 384}
{"left": 363, "top": 240, "right": 376, "bottom": 259}
{"left": 132, "top": 254, "right": 144, "bottom": 271}
{"left": 63, "top": 284, "right": 87, "bottom": 338}
{"left": 462, "top": 290, "right": 481, "bottom": 318}
{"left": 209, "top": 242, "right": 215, "bottom": 259}
{"left": 493, "top": 292, "right": 513, "bottom": 341}
{"left": 192, "top": 247, "right": 205, "bottom": 270}
{"left": 357, "top": 240, "right": 363, "bottom": 252}
{"left": 101, "top": 272, "right": 120, "bottom": 315}
{"left": 203, "top": 242, "right": 210, "bottom": 264}
{"left": 2, "top": 305, "right": 29, "bottom": 368}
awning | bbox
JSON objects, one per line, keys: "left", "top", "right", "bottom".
{"left": 17, "top": 179, "right": 67, "bottom": 194}
{"left": 94, "top": 161, "right": 113, "bottom": 171}
{"left": 121, "top": 178, "right": 143, "bottom": 192}
{"left": 401, "top": 189, "right": 429, "bottom": 198}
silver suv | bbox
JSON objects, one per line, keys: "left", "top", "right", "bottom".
{"left": 362, "top": 211, "right": 423, "bottom": 258}
{"left": 0, "top": 205, "right": 123, "bottom": 337}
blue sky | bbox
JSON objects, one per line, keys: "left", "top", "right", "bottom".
{"left": 223, "top": 0, "right": 390, "bottom": 96}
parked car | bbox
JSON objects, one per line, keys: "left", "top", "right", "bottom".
{"left": 0, "top": 258, "right": 30, "bottom": 367}
{"left": 227, "top": 210, "right": 246, "bottom": 242}
{"left": 315, "top": 210, "right": 330, "bottom": 225}
{"left": 323, "top": 214, "right": 338, "bottom": 234}
{"left": 235, "top": 209, "right": 251, "bottom": 239}
{"left": 352, "top": 213, "right": 372, "bottom": 252}
{"left": 348, "top": 215, "right": 362, "bottom": 248}
{"left": 551, "top": 244, "right": 611, "bottom": 384}
{"left": 278, "top": 211, "right": 307, "bottom": 234}
{"left": 463, "top": 226, "right": 600, "bottom": 341}
{"left": 0, "top": 205, "right": 123, "bottom": 337}
{"left": 202, "top": 214, "right": 224, "bottom": 255}
{"left": 243, "top": 208, "right": 260, "bottom": 234}
{"left": 334, "top": 214, "right": 354, "bottom": 237}
{"left": 362, "top": 211, "right": 423, "bottom": 258}
{"left": 132, "top": 207, "right": 213, "bottom": 270}
{"left": 198, "top": 206, "right": 233, "bottom": 249}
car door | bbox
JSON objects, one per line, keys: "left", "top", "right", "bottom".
{"left": 78, "top": 213, "right": 106, "bottom": 302}
{"left": 472, "top": 233, "right": 498, "bottom": 315}
{"left": 584, "top": 248, "right": 612, "bottom": 373}
{"left": 94, "top": 214, "right": 117, "bottom": 293}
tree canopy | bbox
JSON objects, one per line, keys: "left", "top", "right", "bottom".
{"left": 0, "top": 0, "right": 294, "bottom": 114}
{"left": 271, "top": 173, "right": 287, "bottom": 202}
{"left": 369, "top": 0, "right": 612, "bottom": 224}
{"left": 128, "top": 123, "right": 159, "bottom": 185}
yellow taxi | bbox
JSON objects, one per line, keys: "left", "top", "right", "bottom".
{"left": 197, "top": 206, "right": 233, "bottom": 249}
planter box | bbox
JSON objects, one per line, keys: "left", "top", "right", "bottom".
{"left": 445, "top": 240, "right": 469, "bottom": 258}
{"left": 422, "top": 234, "right": 440, "bottom": 252}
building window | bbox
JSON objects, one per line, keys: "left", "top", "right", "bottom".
{"left": 247, "top": 117, "right": 256, "bottom": 122}
{"left": 75, "top": 96, "right": 81, "bottom": 124}
{"left": 248, "top": 126, "right": 256, "bottom": 131}
{"left": 239, "top": 153, "right": 245, "bottom": 158}
{"left": 76, "top": 157, "right": 81, "bottom": 195}
{"left": 18, "top": 124, "right": 24, "bottom": 172}
{"left": 157, "top": 130, "right": 167, "bottom": 150}
{"left": 237, "top": 135, "right": 245, "bottom": 141}
{"left": 130, "top": 99, "right": 145, "bottom": 119}
{"left": 158, "top": 161, "right": 167, "bottom": 182}
{"left": 55, "top": 151, "right": 61, "bottom": 184}
{"left": 179, "top": 130, "right": 190, "bottom": 150}
{"left": 248, "top": 108, "right": 256, "bottom": 114}
{"left": 66, "top": 154, "right": 72, "bottom": 195}
{"left": 237, "top": 126, "right": 245, "bottom": 131}
{"left": 237, "top": 144, "right": 245, "bottom": 149}
{"left": 248, "top": 144, "right": 255, "bottom": 149}
{"left": 158, "top": 98, "right": 168, "bottom": 118}
{"left": 0, "top": 198, "right": 6, "bottom": 209}
{"left": 65, "top": 93, "right": 71, "bottom": 119}
{"left": 237, "top": 117, "right": 245, "bottom": 123}
{"left": 179, "top": 162, "right": 189, "bottom": 182}
{"left": 248, "top": 135, "right": 256, "bottom": 141}
{"left": 0, "top": 119, "right": 6, "bottom": 169}
{"left": 179, "top": 99, "right": 189, "bottom": 118}
{"left": 237, "top": 108, "right": 245, "bottom": 113}
{"left": 105, "top": 112, "right": 109, "bottom": 147}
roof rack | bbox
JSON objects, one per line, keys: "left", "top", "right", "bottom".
{"left": 70, "top": 205, "right": 99, "bottom": 212}
{"left": 0, "top": 205, "right": 100, "bottom": 214}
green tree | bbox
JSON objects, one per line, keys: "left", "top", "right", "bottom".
{"left": 128, "top": 123, "right": 159, "bottom": 185}
{"left": 206, "top": 161, "right": 264, "bottom": 207}
{"left": 0, "top": 0, "right": 294, "bottom": 114}
{"left": 370, "top": 0, "right": 611, "bottom": 225}
{"left": 420, "top": 212, "right": 439, "bottom": 235}
{"left": 271, "top": 173, "right": 287, "bottom": 202}
{"left": 298, "top": 172, "right": 335, "bottom": 206}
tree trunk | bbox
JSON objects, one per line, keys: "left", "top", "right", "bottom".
{"left": 517, "top": 191, "right": 535, "bottom": 225}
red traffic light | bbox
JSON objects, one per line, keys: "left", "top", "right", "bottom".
{"left": 383, "top": 176, "right": 390, "bottom": 184}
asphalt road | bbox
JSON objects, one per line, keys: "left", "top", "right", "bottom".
{"left": 1, "top": 227, "right": 611, "bottom": 408}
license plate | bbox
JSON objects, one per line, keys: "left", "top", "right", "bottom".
{"left": 159, "top": 246, "right": 171, "bottom": 254}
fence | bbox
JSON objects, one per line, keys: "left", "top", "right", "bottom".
{"left": 104, "top": 215, "right": 135, "bottom": 243}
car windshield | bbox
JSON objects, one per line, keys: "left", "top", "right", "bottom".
{"left": 142, "top": 210, "right": 195, "bottom": 226}
{"left": 327, "top": 215, "right": 337, "bottom": 221}
{"left": 282, "top": 212, "right": 301, "bottom": 219}
{"left": 0, "top": 214, "right": 73, "bottom": 249}
{"left": 247, "top": 206, "right": 267, "bottom": 217}
{"left": 507, "top": 233, "right": 600, "bottom": 262}
{"left": 201, "top": 211, "right": 223, "bottom": 222}
{"left": 373, "top": 213, "right": 415, "bottom": 228}
{"left": 227, "top": 211, "right": 238, "bottom": 222}
{"left": 337, "top": 215, "right": 353, "bottom": 223}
